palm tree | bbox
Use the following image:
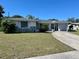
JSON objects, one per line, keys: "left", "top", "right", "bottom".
{"left": 26, "top": 15, "right": 35, "bottom": 20}
{"left": 26, "top": 15, "right": 40, "bottom": 20}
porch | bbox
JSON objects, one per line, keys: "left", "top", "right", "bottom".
{"left": 38, "top": 22, "right": 68, "bottom": 31}
{"left": 38, "top": 23, "right": 58, "bottom": 31}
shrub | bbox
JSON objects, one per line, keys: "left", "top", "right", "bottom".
{"left": 2, "top": 20, "right": 16, "bottom": 33}
{"left": 39, "top": 28, "right": 47, "bottom": 32}
{"left": 39, "top": 24, "right": 48, "bottom": 32}
{"left": 0, "top": 27, "right": 3, "bottom": 32}
{"left": 68, "top": 25, "right": 73, "bottom": 31}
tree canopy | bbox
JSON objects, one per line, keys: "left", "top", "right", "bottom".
{"left": 26, "top": 15, "right": 39, "bottom": 20}
{"left": 12, "top": 15, "right": 23, "bottom": 18}
{"left": 0, "top": 5, "right": 5, "bottom": 26}
{"left": 67, "top": 17, "right": 79, "bottom": 23}
{"left": 0, "top": 5, "right": 4, "bottom": 18}
{"left": 26, "top": 15, "right": 35, "bottom": 19}
{"left": 48, "top": 18, "right": 58, "bottom": 21}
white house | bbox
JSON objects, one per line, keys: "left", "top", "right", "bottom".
{"left": 69, "top": 23, "right": 79, "bottom": 30}
{"left": 72, "top": 23, "right": 79, "bottom": 30}
{"left": 4, "top": 18, "right": 69, "bottom": 32}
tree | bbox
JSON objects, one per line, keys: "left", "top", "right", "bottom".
{"left": 48, "top": 18, "right": 58, "bottom": 21}
{"left": 76, "top": 18, "right": 79, "bottom": 23}
{"left": 0, "top": 5, "right": 5, "bottom": 26}
{"left": 35, "top": 18, "right": 39, "bottom": 20}
{"left": 2, "top": 20, "right": 16, "bottom": 33}
{"left": 68, "top": 25, "right": 73, "bottom": 31}
{"left": 12, "top": 15, "right": 23, "bottom": 18}
{"left": 39, "top": 24, "right": 48, "bottom": 32}
{"left": 67, "top": 17, "right": 76, "bottom": 23}
{"left": 26, "top": 15, "right": 35, "bottom": 19}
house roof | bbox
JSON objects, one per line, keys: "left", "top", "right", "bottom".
{"left": 39, "top": 20, "right": 57, "bottom": 23}
{"left": 3, "top": 18, "right": 38, "bottom": 21}
{"left": 39, "top": 20, "right": 69, "bottom": 23}
{"left": 3, "top": 18, "right": 69, "bottom": 23}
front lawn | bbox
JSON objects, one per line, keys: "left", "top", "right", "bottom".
{"left": 0, "top": 27, "right": 3, "bottom": 32}
{"left": 71, "top": 30, "right": 79, "bottom": 35}
{"left": 0, "top": 32, "right": 74, "bottom": 59}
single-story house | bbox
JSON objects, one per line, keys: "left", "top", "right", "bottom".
{"left": 70, "top": 23, "right": 79, "bottom": 30}
{"left": 4, "top": 18, "right": 69, "bottom": 32}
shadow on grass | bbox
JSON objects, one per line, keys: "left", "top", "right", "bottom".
{"left": 68, "top": 30, "right": 77, "bottom": 32}
{"left": 3, "top": 31, "right": 50, "bottom": 34}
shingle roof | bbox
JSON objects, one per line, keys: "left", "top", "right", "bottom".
{"left": 3, "top": 18, "right": 69, "bottom": 23}
{"left": 3, "top": 18, "right": 38, "bottom": 21}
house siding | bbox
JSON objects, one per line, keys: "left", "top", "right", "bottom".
{"left": 58, "top": 23, "right": 68, "bottom": 31}
{"left": 28, "top": 21, "right": 36, "bottom": 28}
{"left": 6, "top": 18, "right": 69, "bottom": 32}
{"left": 15, "top": 21, "right": 37, "bottom": 32}
{"left": 16, "top": 21, "right": 21, "bottom": 28}
{"left": 15, "top": 21, "right": 68, "bottom": 32}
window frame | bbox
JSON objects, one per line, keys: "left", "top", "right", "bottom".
{"left": 21, "top": 21, "right": 28, "bottom": 27}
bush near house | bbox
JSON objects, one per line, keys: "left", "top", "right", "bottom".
{"left": 39, "top": 24, "right": 48, "bottom": 32}
{"left": 1, "top": 20, "right": 16, "bottom": 33}
{"left": 0, "top": 27, "right": 3, "bottom": 32}
{"left": 39, "top": 28, "right": 47, "bottom": 32}
{"left": 68, "top": 25, "right": 73, "bottom": 31}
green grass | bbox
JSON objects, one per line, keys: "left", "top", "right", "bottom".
{"left": 71, "top": 30, "right": 79, "bottom": 35}
{"left": 0, "top": 32, "right": 74, "bottom": 59}
{"left": 0, "top": 27, "right": 3, "bottom": 32}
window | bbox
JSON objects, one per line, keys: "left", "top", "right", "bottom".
{"left": 21, "top": 21, "right": 28, "bottom": 27}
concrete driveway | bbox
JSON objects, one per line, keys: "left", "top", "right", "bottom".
{"left": 53, "top": 31, "right": 79, "bottom": 50}
{"left": 26, "top": 31, "right": 79, "bottom": 59}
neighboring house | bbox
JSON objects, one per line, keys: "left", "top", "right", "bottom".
{"left": 71, "top": 23, "right": 79, "bottom": 30}
{"left": 4, "top": 18, "right": 68, "bottom": 32}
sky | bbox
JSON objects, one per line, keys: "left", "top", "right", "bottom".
{"left": 0, "top": 0, "right": 79, "bottom": 20}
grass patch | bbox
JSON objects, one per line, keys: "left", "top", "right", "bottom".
{"left": 71, "top": 30, "right": 79, "bottom": 35}
{"left": 0, "top": 27, "right": 3, "bottom": 32}
{"left": 0, "top": 32, "right": 74, "bottom": 58}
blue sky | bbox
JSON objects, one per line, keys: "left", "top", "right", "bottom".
{"left": 0, "top": 0, "right": 79, "bottom": 20}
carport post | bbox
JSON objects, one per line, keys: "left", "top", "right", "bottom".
{"left": 48, "top": 23, "right": 51, "bottom": 31}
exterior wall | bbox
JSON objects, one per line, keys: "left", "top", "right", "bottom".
{"left": 48, "top": 23, "right": 51, "bottom": 30}
{"left": 72, "top": 25, "right": 79, "bottom": 30}
{"left": 73, "top": 24, "right": 79, "bottom": 30}
{"left": 73, "top": 25, "right": 77, "bottom": 30}
{"left": 15, "top": 21, "right": 36, "bottom": 28}
{"left": 76, "top": 25, "right": 79, "bottom": 29}
{"left": 5, "top": 18, "right": 69, "bottom": 32}
{"left": 68, "top": 24, "right": 79, "bottom": 31}
{"left": 15, "top": 21, "right": 21, "bottom": 28}
{"left": 58, "top": 23, "right": 68, "bottom": 31}
{"left": 15, "top": 21, "right": 68, "bottom": 32}
{"left": 28, "top": 21, "right": 36, "bottom": 28}
{"left": 15, "top": 21, "right": 37, "bottom": 32}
